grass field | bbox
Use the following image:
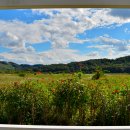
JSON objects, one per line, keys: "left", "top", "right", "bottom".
{"left": 1, "top": 73, "right": 130, "bottom": 125}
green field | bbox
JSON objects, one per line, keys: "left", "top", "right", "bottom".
{"left": 1, "top": 73, "right": 130, "bottom": 125}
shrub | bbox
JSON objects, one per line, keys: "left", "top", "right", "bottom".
{"left": 51, "top": 76, "right": 89, "bottom": 125}
{"left": 18, "top": 73, "right": 26, "bottom": 77}
{"left": 92, "top": 67, "right": 104, "bottom": 80}
{"left": 77, "top": 71, "right": 83, "bottom": 79}
{"left": 0, "top": 80, "right": 50, "bottom": 124}
{"left": 1, "top": 73, "right": 130, "bottom": 125}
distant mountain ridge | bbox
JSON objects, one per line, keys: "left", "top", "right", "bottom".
{"left": 1, "top": 55, "right": 130, "bottom": 73}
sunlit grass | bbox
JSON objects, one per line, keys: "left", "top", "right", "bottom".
{"left": 1, "top": 73, "right": 130, "bottom": 125}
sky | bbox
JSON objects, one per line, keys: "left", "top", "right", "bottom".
{"left": 0, "top": 9, "right": 130, "bottom": 64}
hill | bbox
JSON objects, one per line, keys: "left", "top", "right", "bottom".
{"left": 1, "top": 56, "right": 130, "bottom": 73}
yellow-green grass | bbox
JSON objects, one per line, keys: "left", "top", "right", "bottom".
{"left": 1, "top": 73, "right": 130, "bottom": 125}
{"left": 0, "top": 73, "right": 78, "bottom": 88}
{"left": 1, "top": 73, "right": 130, "bottom": 90}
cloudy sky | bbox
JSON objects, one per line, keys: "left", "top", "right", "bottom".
{"left": 0, "top": 9, "right": 130, "bottom": 65}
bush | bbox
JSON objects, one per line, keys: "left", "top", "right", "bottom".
{"left": 51, "top": 76, "right": 89, "bottom": 125}
{"left": 0, "top": 80, "right": 50, "bottom": 124}
{"left": 1, "top": 73, "right": 130, "bottom": 125}
{"left": 18, "top": 73, "right": 26, "bottom": 77}
{"left": 92, "top": 67, "right": 104, "bottom": 80}
{"left": 77, "top": 71, "right": 83, "bottom": 79}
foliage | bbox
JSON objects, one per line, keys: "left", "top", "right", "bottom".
{"left": 92, "top": 67, "right": 104, "bottom": 80}
{"left": 2, "top": 55, "right": 130, "bottom": 74}
{"left": 1, "top": 73, "right": 130, "bottom": 125}
{"left": 51, "top": 75, "right": 88, "bottom": 125}
{"left": 18, "top": 73, "right": 26, "bottom": 77}
{"left": 77, "top": 71, "right": 83, "bottom": 79}
{"left": 0, "top": 80, "right": 50, "bottom": 124}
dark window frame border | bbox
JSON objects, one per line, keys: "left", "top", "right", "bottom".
{"left": 0, "top": 0, "right": 130, "bottom": 9}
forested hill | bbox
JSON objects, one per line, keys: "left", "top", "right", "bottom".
{"left": 1, "top": 55, "right": 130, "bottom": 74}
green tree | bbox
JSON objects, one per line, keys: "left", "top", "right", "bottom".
{"left": 92, "top": 66, "right": 104, "bottom": 80}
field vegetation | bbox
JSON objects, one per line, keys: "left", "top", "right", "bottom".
{"left": 1, "top": 71, "right": 130, "bottom": 125}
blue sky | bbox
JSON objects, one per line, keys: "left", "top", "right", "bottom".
{"left": 0, "top": 9, "right": 130, "bottom": 64}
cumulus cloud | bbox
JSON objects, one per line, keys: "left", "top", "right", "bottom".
{"left": 0, "top": 52, "right": 41, "bottom": 64}
{"left": 0, "top": 48, "right": 101, "bottom": 65}
{"left": 12, "top": 45, "right": 35, "bottom": 54}
{"left": 0, "top": 20, "right": 46, "bottom": 44}
{"left": 87, "top": 35, "right": 130, "bottom": 52}
{"left": 31, "top": 8, "right": 130, "bottom": 49}
{"left": 1, "top": 9, "right": 130, "bottom": 64}
{"left": 0, "top": 32, "right": 22, "bottom": 49}
{"left": 88, "top": 45, "right": 113, "bottom": 50}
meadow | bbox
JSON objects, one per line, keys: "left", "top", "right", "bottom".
{"left": 1, "top": 72, "right": 130, "bottom": 125}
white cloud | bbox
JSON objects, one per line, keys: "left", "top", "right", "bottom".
{"left": 88, "top": 45, "right": 113, "bottom": 50}
{"left": 31, "top": 8, "right": 130, "bottom": 49}
{"left": 1, "top": 9, "right": 130, "bottom": 64}
{"left": 0, "top": 48, "right": 101, "bottom": 65}
{"left": 87, "top": 35, "right": 130, "bottom": 52}
{"left": 0, "top": 20, "right": 46, "bottom": 44}
{"left": 0, "top": 32, "right": 22, "bottom": 49}
{"left": 12, "top": 45, "right": 35, "bottom": 54}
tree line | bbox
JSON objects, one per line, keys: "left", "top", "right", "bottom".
{"left": 1, "top": 55, "right": 130, "bottom": 74}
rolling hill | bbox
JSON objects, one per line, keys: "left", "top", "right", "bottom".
{"left": 1, "top": 55, "right": 130, "bottom": 73}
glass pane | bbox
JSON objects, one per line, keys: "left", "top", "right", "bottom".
{"left": 0, "top": 9, "right": 130, "bottom": 126}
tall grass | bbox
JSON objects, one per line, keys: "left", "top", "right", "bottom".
{"left": 0, "top": 73, "right": 130, "bottom": 125}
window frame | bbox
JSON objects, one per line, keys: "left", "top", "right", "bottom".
{"left": 0, "top": 0, "right": 130, "bottom": 8}
{"left": 0, "top": 0, "right": 130, "bottom": 130}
